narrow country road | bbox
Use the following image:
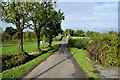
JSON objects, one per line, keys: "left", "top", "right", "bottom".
{"left": 23, "top": 37, "right": 88, "bottom": 79}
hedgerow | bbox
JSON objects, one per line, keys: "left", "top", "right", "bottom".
{"left": 68, "top": 34, "right": 120, "bottom": 66}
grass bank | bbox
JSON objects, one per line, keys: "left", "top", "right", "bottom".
{"left": 69, "top": 47, "right": 99, "bottom": 78}
{"left": 2, "top": 44, "right": 60, "bottom": 79}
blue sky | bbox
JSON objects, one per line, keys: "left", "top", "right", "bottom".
{"left": 0, "top": 2, "right": 118, "bottom": 33}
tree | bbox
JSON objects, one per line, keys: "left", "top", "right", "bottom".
{"left": 2, "top": 32, "right": 11, "bottom": 42}
{"left": 44, "top": 9, "right": 64, "bottom": 47}
{"left": 64, "top": 29, "right": 74, "bottom": 36}
{"left": 28, "top": 2, "right": 54, "bottom": 51}
{"left": 5, "top": 27, "right": 17, "bottom": 36}
{"left": 1, "top": 2, "right": 29, "bottom": 52}
{"left": 74, "top": 30, "right": 85, "bottom": 37}
{"left": 108, "top": 31, "right": 117, "bottom": 35}
{"left": 86, "top": 31, "right": 95, "bottom": 37}
{"left": 0, "top": 26, "right": 3, "bottom": 33}
{"left": 23, "top": 31, "right": 32, "bottom": 42}
{"left": 0, "top": 27, "right": 3, "bottom": 40}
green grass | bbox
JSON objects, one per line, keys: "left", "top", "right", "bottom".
{"left": 69, "top": 47, "right": 99, "bottom": 78}
{"left": 2, "top": 43, "right": 48, "bottom": 55}
{"left": 2, "top": 44, "right": 60, "bottom": 79}
{"left": 72, "top": 37, "right": 90, "bottom": 39}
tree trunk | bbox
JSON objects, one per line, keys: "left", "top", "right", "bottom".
{"left": 18, "top": 30, "right": 23, "bottom": 52}
{"left": 36, "top": 31, "right": 41, "bottom": 52}
{"left": 48, "top": 37, "right": 53, "bottom": 48}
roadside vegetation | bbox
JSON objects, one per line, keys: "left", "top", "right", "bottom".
{"left": 66, "top": 29, "right": 119, "bottom": 78}
{"left": 2, "top": 44, "right": 60, "bottom": 79}
{"left": 66, "top": 29, "right": 119, "bottom": 66}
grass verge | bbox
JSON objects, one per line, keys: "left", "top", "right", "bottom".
{"left": 69, "top": 46, "right": 99, "bottom": 78}
{"left": 2, "top": 44, "right": 60, "bottom": 79}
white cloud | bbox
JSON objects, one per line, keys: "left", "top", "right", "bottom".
{"left": 57, "top": 2, "right": 118, "bottom": 32}
{"left": 94, "top": 3, "right": 118, "bottom": 10}
{"left": 80, "top": 16, "right": 99, "bottom": 20}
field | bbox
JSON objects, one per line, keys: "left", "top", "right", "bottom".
{"left": 2, "top": 43, "right": 48, "bottom": 55}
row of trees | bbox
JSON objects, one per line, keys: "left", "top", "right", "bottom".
{"left": 2, "top": 27, "right": 35, "bottom": 42}
{"left": 0, "top": 1, "right": 64, "bottom": 52}
{"left": 63, "top": 29, "right": 118, "bottom": 37}
{"left": 63, "top": 29, "right": 85, "bottom": 37}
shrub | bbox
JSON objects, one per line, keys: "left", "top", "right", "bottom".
{"left": 86, "top": 39, "right": 119, "bottom": 66}
{"left": 2, "top": 52, "right": 29, "bottom": 71}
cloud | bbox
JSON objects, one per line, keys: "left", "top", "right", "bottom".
{"left": 56, "top": 2, "right": 118, "bottom": 32}
{"left": 80, "top": 16, "right": 99, "bottom": 20}
{"left": 94, "top": 2, "right": 118, "bottom": 10}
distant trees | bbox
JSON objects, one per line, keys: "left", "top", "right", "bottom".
{"left": 5, "top": 27, "right": 17, "bottom": 36}
{"left": 86, "top": 31, "right": 95, "bottom": 37}
{"left": 108, "top": 31, "right": 117, "bottom": 35}
{"left": 64, "top": 29, "right": 74, "bottom": 36}
{"left": 64, "top": 29, "right": 85, "bottom": 37}
{"left": 2, "top": 32, "right": 11, "bottom": 42}
{"left": 74, "top": 30, "right": 85, "bottom": 37}
{"left": 63, "top": 29, "right": 118, "bottom": 38}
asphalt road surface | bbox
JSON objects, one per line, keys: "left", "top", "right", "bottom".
{"left": 23, "top": 37, "right": 88, "bottom": 79}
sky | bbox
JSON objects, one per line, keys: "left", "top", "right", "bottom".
{"left": 0, "top": 2, "right": 118, "bottom": 33}
{"left": 55, "top": 2, "right": 118, "bottom": 33}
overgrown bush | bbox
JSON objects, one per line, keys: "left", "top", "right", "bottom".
{"left": 2, "top": 52, "right": 29, "bottom": 71}
{"left": 86, "top": 39, "right": 120, "bottom": 66}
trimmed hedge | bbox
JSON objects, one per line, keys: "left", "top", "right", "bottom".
{"left": 2, "top": 44, "right": 60, "bottom": 79}
{"left": 68, "top": 37, "right": 90, "bottom": 49}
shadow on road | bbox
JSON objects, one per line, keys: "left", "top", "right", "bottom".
{"left": 30, "top": 44, "right": 76, "bottom": 80}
